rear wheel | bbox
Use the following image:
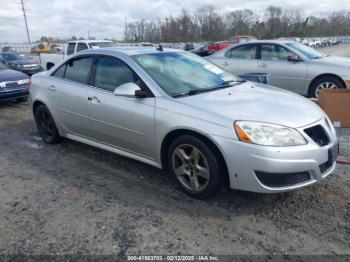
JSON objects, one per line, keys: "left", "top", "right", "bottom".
{"left": 34, "top": 105, "right": 62, "bottom": 144}
{"left": 309, "top": 76, "right": 345, "bottom": 98}
{"left": 167, "top": 135, "right": 223, "bottom": 199}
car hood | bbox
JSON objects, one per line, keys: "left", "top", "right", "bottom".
{"left": 315, "top": 55, "right": 350, "bottom": 66}
{"left": 177, "top": 82, "right": 324, "bottom": 128}
{"left": 10, "top": 59, "right": 37, "bottom": 65}
{"left": 0, "top": 69, "right": 29, "bottom": 81}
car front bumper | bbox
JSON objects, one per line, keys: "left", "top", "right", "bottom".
{"left": 213, "top": 119, "right": 338, "bottom": 193}
{"left": 0, "top": 85, "right": 29, "bottom": 102}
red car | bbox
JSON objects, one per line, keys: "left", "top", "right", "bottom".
{"left": 208, "top": 35, "right": 257, "bottom": 52}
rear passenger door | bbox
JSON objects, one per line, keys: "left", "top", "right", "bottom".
{"left": 49, "top": 55, "right": 95, "bottom": 138}
{"left": 218, "top": 44, "right": 258, "bottom": 75}
{"left": 88, "top": 55, "right": 156, "bottom": 159}
{"left": 257, "top": 44, "right": 307, "bottom": 93}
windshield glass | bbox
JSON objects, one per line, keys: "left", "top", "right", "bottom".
{"left": 88, "top": 42, "right": 116, "bottom": 48}
{"left": 1, "top": 53, "right": 26, "bottom": 61}
{"left": 286, "top": 42, "right": 326, "bottom": 59}
{"left": 132, "top": 51, "right": 240, "bottom": 97}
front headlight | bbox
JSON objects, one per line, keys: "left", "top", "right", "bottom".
{"left": 10, "top": 63, "right": 21, "bottom": 68}
{"left": 17, "top": 79, "right": 30, "bottom": 85}
{"left": 234, "top": 121, "right": 307, "bottom": 146}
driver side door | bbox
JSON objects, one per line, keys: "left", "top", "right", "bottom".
{"left": 88, "top": 55, "right": 156, "bottom": 159}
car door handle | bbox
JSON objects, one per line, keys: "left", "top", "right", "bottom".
{"left": 48, "top": 85, "right": 56, "bottom": 91}
{"left": 259, "top": 63, "right": 268, "bottom": 68}
{"left": 88, "top": 96, "right": 100, "bottom": 103}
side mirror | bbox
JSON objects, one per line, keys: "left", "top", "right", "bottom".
{"left": 288, "top": 55, "right": 302, "bottom": 62}
{"left": 113, "top": 82, "right": 146, "bottom": 98}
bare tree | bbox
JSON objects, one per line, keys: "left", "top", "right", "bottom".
{"left": 123, "top": 5, "right": 350, "bottom": 43}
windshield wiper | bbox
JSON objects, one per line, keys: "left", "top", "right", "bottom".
{"left": 173, "top": 80, "right": 246, "bottom": 98}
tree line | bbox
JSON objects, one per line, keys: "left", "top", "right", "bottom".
{"left": 123, "top": 5, "right": 350, "bottom": 43}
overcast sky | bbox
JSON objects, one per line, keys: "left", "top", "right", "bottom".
{"left": 1, "top": 0, "right": 350, "bottom": 42}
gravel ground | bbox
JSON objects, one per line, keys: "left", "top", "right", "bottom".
{"left": 1, "top": 44, "right": 350, "bottom": 256}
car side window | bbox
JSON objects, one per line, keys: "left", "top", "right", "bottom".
{"left": 52, "top": 64, "right": 66, "bottom": 78}
{"left": 64, "top": 56, "right": 93, "bottom": 84}
{"left": 66, "top": 43, "right": 76, "bottom": 56}
{"left": 261, "top": 44, "right": 294, "bottom": 61}
{"left": 226, "top": 45, "right": 257, "bottom": 59}
{"left": 94, "top": 56, "right": 141, "bottom": 92}
{"left": 77, "top": 43, "right": 88, "bottom": 52}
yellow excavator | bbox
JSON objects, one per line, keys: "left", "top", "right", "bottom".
{"left": 31, "top": 37, "right": 60, "bottom": 54}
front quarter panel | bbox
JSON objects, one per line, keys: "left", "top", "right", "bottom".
{"left": 154, "top": 97, "right": 236, "bottom": 165}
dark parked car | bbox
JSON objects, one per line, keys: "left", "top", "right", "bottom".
{"left": 0, "top": 62, "right": 30, "bottom": 103}
{"left": 190, "top": 42, "right": 214, "bottom": 57}
{"left": 0, "top": 52, "right": 42, "bottom": 76}
{"left": 1, "top": 46, "right": 15, "bottom": 52}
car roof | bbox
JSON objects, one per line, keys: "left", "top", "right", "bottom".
{"left": 68, "top": 40, "right": 113, "bottom": 44}
{"left": 241, "top": 40, "right": 294, "bottom": 44}
{"left": 81, "top": 46, "right": 181, "bottom": 56}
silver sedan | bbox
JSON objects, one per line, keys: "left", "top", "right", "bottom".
{"left": 30, "top": 47, "right": 338, "bottom": 199}
{"left": 207, "top": 40, "right": 350, "bottom": 97}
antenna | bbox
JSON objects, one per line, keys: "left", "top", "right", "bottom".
{"left": 20, "top": 0, "right": 31, "bottom": 44}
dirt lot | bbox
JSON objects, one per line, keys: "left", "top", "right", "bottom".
{"left": 1, "top": 46, "right": 350, "bottom": 256}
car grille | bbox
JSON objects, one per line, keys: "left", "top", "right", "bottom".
{"left": 5, "top": 81, "right": 18, "bottom": 88}
{"left": 255, "top": 171, "right": 311, "bottom": 188}
{"left": 304, "top": 125, "right": 329, "bottom": 147}
{"left": 319, "top": 160, "right": 334, "bottom": 174}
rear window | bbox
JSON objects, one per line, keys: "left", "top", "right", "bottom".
{"left": 64, "top": 56, "right": 93, "bottom": 84}
{"left": 77, "top": 43, "right": 88, "bottom": 52}
{"left": 52, "top": 64, "right": 66, "bottom": 78}
{"left": 66, "top": 43, "right": 76, "bottom": 55}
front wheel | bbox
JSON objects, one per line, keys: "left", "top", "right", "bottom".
{"left": 167, "top": 135, "right": 223, "bottom": 199}
{"left": 34, "top": 104, "right": 62, "bottom": 144}
{"left": 309, "top": 76, "right": 345, "bottom": 98}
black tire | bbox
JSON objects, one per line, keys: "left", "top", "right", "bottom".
{"left": 309, "top": 76, "right": 345, "bottom": 98}
{"left": 167, "top": 135, "right": 223, "bottom": 199}
{"left": 34, "top": 104, "right": 62, "bottom": 144}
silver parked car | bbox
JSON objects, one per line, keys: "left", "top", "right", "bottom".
{"left": 207, "top": 40, "right": 350, "bottom": 98}
{"left": 30, "top": 47, "right": 338, "bottom": 199}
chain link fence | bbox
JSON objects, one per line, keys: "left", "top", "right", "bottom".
{"left": 0, "top": 43, "right": 37, "bottom": 53}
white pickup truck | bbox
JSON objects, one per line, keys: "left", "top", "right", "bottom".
{"left": 40, "top": 40, "right": 116, "bottom": 70}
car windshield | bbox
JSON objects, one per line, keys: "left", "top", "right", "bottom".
{"left": 1, "top": 53, "right": 26, "bottom": 61}
{"left": 132, "top": 51, "right": 242, "bottom": 97}
{"left": 286, "top": 42, "right": 327, "bottom": 59}
{"left": 88, "top": 42, "right": 116, "bottom": 48}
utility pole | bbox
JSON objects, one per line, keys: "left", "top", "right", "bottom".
{"left": 20, "top": 0, "right": 31, "bottom": 43}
